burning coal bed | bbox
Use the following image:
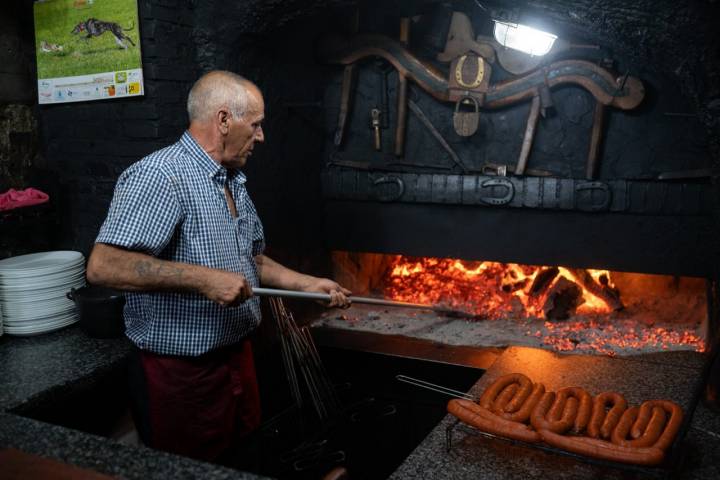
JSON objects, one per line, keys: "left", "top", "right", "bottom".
{"left": 317, "top": 254, "right": 707, "bottom": 356}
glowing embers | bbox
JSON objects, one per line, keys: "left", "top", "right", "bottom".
{"left": 382, "top": 255, "right": 706, "bottom": 354}
{"left": 533, "top": 319, "right": 705, "bottom": 356}
{"left": 385, "top": 257, "right": 617, "bottom": 320}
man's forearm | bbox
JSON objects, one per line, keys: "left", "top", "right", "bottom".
{"left": 254, "top": 254, "right": 316, "bottom": 290}
{"left": 254, "top": 254, "right": 351, "bottom": 307}
{"left": 87, "top": 243, "right": 211, "bottom": 293}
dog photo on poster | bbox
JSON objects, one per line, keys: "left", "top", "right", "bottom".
{"left": 33, "top": 0, "right": 143, "bottom": 104}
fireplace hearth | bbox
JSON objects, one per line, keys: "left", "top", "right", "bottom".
{"left": 317, "top": 251, "right": 708, "bottom": 357}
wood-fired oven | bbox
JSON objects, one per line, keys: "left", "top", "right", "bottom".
{"left": 295, "top": 3, "right": 718, "bottom": 366}
{"left": 207, "top": 1, "right": 720, "bottom": 478}
{"left": 259, "top": 3, "right": 720, "bottom": 477}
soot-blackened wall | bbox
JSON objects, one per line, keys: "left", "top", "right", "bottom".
{"left": 26, "top": 0, "right": 719, "bottom": 278}
{"left": 38, "top": 0, "right": 196, "bottom": 254}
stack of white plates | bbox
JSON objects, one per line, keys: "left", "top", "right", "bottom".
{"left": 0, "top": 251, "right": 85, "bottom": 336}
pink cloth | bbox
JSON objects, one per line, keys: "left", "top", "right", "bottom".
{"left": 0, "top": 188, "right": 50, "bottom": 212}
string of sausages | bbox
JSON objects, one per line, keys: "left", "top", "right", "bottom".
{"left": 447, "top": 373, "right": 684, "bottom": 466}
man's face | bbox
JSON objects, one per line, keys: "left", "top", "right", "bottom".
{"left": 223, "top": 87, "right": 265, "bottom": 168}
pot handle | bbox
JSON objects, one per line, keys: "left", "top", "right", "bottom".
{"left": 66, "top": 287, "right": 77, "bottom": 301}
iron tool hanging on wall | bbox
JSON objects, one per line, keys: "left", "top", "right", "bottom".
{"left": 318, "top": 11, "right": 644, "bottom": 179}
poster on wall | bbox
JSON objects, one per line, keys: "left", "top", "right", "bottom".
{"left": 33, "top": 0, "right": 143, "bottom": 104}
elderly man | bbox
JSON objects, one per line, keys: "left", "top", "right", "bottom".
{"left": 87, "top": 70, "right": 350, "bottom": 462}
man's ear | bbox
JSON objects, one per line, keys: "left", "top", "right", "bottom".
{"left": 217, "top": 108, "right": 230, "bottom": 135}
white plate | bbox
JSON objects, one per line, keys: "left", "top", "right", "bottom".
{"left": 3, "top": 317, "right": 78, "bottom": 336}
{"left": 0, "top": 251, "right": 84, "bottom": 271}
{"left": 3, "top": 310, "right": 77, "bottom": 326}
{"left": 0, "top": 288, "right": 85, "bottom": 305}
{"left": 3, "top": 302, "right": 76, "bottom": 320}
{"left": 3, "top": 310, "right": 77, "bottom": 327}
{"left": 1, "top": 275, "right": 83, "bottom": 288}
{"left": 1, "top": 303, "right": 76, "bottom": 321}
{"left": 0, "top": 262, "right": 84, "bottom": 280}
{"left": 0, "top": 259, "right": 83, "bottom": 275}
{"left": 0, "top": 268, "right": 85, "bottom": 287}
{"left": 0, "top": 279, "right": 85, "bottom": 296}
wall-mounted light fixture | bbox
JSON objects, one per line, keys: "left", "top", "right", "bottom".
{"left": 493, "top": 20, "right": 557, "bottom": 56}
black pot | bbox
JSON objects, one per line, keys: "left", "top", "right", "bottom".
{"left": 67, "top": 286, "right": 126, "bottom": 338}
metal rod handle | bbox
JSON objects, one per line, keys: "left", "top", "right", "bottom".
{"left": 253, "top": 287, "right": 432, "bottom": 310}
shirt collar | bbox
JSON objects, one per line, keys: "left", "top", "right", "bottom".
{"left": 180, "top": 131, "right": 247, "bottom": 186}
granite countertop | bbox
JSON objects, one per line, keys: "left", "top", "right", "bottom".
{"left": 390, "top": 346, "right": 720, "bottom": 480}
{"left": 0, "top": 326, "right": 269, "bottom": 479}
{"left": 3, "top": 326, "right": 718, "bottom": 480}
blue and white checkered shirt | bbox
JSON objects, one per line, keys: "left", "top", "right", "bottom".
{"left": 96, "top": 131, "right": 265, "bottom": 356}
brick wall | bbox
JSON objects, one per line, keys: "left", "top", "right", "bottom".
{"left": 39, "top": 0, "right": 198, "bottom": 254}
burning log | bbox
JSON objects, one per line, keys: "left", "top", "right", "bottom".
{"left": 570, "top": 269, "right": 624, "bottom": 311}
{"left": 502, "top": 278, "right": 529, "bottom": 293}
{"left": 529, "top": 267, "right": 560, "bottom": 296}
{"left": 543, "top": 277, "right": 584, "bottom": 320}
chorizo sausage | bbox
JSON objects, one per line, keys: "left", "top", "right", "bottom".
{"left": 478, "top": 373, "right": 532, "bottom": 409}
{"left": 504, "top": 377, "right": 534, "bottom": 414}
{"left": 530, "top": 391, "right": 574, "bottom": 434}
{"left": 631, "top": 401, "right": 653, "bottom": 439}
{"left": 588, "top": 392, "right": 628, "bottom": 439}
{"left": 557, "top": 387, "right": 592, "bottom": 433}
{"left": 634, "top": 400, "right": 684, "bottom": 451}
{"left": 492, "top": 383, "right": 519, "bottom": 415}
{"left": 447, "top": 398, "right": 541, "bottom": 443}
{"left": 622, "top": 407, "right": 666, "bottom": 448}
{"left": 502, "top": 382, "right": 545, "bottom": 423}
{"left": 548, "top": 390, "right": 566, "bottom": 421}
{"left": 611, "top": 406, "right": 639, "bottom": 445}
{"left": 539, "top": 429, "right": 665, "bottom": 466}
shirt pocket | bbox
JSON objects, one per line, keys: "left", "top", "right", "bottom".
{"left": 234, "top": 215, "right": 254, "bottom": 256}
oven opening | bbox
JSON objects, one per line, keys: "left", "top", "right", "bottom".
{"left": 320, "top": 251, "right": 708, "bottom": 356}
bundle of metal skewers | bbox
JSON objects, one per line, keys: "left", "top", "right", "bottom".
{"left": 269, "top": 297, "right": 342, "bottom": 422}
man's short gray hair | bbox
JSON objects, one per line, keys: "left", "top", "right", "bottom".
{"left": 187, "top": 70, "right": 251, "bottom": 123}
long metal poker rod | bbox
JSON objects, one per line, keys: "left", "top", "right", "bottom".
{"left": 256, "top": 287, "right": 431, "bottom": 309}
{"left": 253, "top": 287, "right": 480, "bottom": 319}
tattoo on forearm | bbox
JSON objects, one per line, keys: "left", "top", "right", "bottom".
{"left": 134, "top": 259, "right": 184, "bottom": 283}
{"left": 135, "top": 260, "right": 152, "bottom": 277}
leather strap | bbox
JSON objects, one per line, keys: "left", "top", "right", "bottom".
{"left": 320, "top": 166, "right": 712, "bottom": 216}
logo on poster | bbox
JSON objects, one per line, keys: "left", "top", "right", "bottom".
{"left": 115, "top": 71, "right": 127, "bottom": 84}
{"left": 128, "top": 82, "right": 141, "bottom": 95}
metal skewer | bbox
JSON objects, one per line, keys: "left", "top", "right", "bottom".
{"left": 269, "top": 296, "right": 341, "bottom": 422}
{"left": 396, "top": 374, "right": 477, "bottom": 401}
